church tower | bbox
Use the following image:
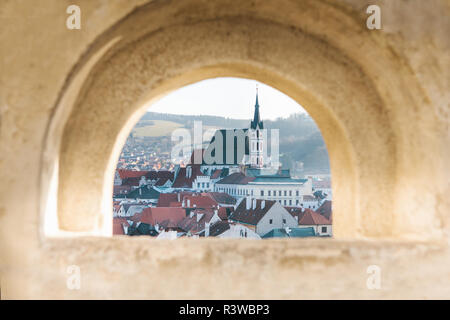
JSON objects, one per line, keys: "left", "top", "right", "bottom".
{"left": 249, "top": 85, "right": 264, "bottom": 168}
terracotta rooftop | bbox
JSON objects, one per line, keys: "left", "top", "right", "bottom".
{"left": 132, "top": 207, "right": 186, "bottom": 226}
{"left": 182, "top": 195, "right": 218, "bottom": 208}
{"left": 204, "top": 192, "right": 237, "bottom": 205}
{"left": 172, "top": 165, "right": 204, "bottom": 188}
{"left": 298, "top": 209, "right": 331, "bottom": 225}
{"left": 113, "top": 217, "right": 130, "bottom": 235}
{"left": 316, "top": 200, "right": 332, "bottom": 221}
{"left": 157, "top": 192, "right": 193, "bottom": 207}
{"left": 229, "top": 198, "right": 276, "bottom": 225}
{"left": 117, "top": 169, "right": 148, "bottom": 180}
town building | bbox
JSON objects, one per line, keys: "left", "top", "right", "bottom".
{"left": 296, "top": 209, "right": 332, "bottom": 236}
{"left": 229, "top": 198, "right": 298, "bottom": 236}
{"left": 214, "top": 170, "right": 313, "bottom": 207}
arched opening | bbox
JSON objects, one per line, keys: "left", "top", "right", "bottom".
{"left": 39, "top": 1, "right": 439, "bottom": 242}
{"left": 112, "top": 78, "right": 333, "bottom": 239}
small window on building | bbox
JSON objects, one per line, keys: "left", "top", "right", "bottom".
{"left": 284, "top": 190, "right": 287, "bottom": 196}
{"left": 269, "top": 219, "right": 273, "bottom": 224}
{"left": 296, "top": 190, "right": 299, "bottom": 196}
{"left": 261, "top": 190, "right": 264, "bottom": 196}
{"left": 283, "top": 219, "right": 286, "bottom": 224}
{"left": 322, "top": 226, "right": 327, "bottom": 233}
{"left": 289, "top": 190, "right": 292, "bottom": 196}
{"left": 268, "top": 190, "right": 271, "bottom": 196}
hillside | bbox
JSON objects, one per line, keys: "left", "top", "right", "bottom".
{"left": 132, "top": 112, "right": 330, "bottom": 174}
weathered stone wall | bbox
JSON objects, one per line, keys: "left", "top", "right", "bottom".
{"left": 0, "top": 0, "right": 449, "bottom": 299}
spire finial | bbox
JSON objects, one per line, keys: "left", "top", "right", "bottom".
{"left": 255, "top": 83, "right": 259, "bottom": 107}
{"left": 250, "top": 83, "right": 263, "bottom": 129}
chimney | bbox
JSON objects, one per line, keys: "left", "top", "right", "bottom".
{"left": 187, "top": 199, "right": 191, "bottom": 207}
{"left": 246, "top": 198, "right": 251, "bottom": 210}
{"left": 139, "top": 188, "right": 142, "bottom": 195}
{"left": 205, "top": 222, "right": 210, "bottom": 237}
{"left": 261, "top": 200, "right": 265, "bottom": 209}
{"left": 252, "top": 198, "right": 257, "bottom": 210}
{"left": 182, "top": 200, "right": 185, "bottom": 207}
{"left": 177, "top": 193, "right": 181, "bottom": 202}
{"left": 295, "top": 215, "right": 299, "bottom": 224}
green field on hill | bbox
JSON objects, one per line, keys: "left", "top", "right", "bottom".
{"left": 132, "top": 120, "right": 183, "bottom": 137}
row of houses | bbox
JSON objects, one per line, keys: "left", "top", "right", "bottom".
{"left": 113, "top": 165, "right": 328, "bottom": 210}
{"left": 113, "top": 190, "right": 332, "bottom": 239}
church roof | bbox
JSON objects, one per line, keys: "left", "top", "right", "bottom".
{"left": 250, "top": 88, "right": 264, "bottom": 129}
{"left": 202, "top": 129, "right": 249, "bottom": 166}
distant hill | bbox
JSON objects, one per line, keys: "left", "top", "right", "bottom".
{"left": 132, "top": 120, "right": 183, "bottom": 137}
{"left": 134, "top": 112, "right": 330, "bottom": 175}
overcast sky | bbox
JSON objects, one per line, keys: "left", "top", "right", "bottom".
{"left": 147, "top": 77, "right": 306, "bottom": 120}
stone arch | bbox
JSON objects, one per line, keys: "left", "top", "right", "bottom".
{"left": 40, "top": 0, "right": 438, "bottom": 240}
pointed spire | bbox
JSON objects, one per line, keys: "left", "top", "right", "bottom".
{"left": 250, "top": 84, "right": 263, "bottom": 129}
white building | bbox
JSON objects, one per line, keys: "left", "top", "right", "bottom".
{"left": 215, "top": 170, "right": 313, "bottom": 207}
{"left": 229, "top": 198, "right": 298, "bottom": 236}
{"left": 192, "top": 175, "right": 213, "bottom": 192}
{"left": 207, "top": 221, "right": 261, "bottom": 239}
{"left": 297, "top": 209, "right": 332, "bottom": 237}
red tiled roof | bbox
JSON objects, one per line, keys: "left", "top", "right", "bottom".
{"left": 217, "top": 207, "right": 229, "bottom": 220}
{"left": 121, "top": 176, "right": 141, "bottom": 187}
{"left": 285, "top": 206, "right": 305, "bottom": 220}
{"left": 204, "top": 192, "right": 237, "bottom": 205}
{"left": 216, "top": 172, "right": 255, "bottom": 185}
{"left": 133, "top": 207, "right": 186, "bottom": 226}
{"left": 117, "top": 169, "right": 148, "bottom": 180}
{"left": 298, "top": 209, "right": 331, "bottom": 225}
{"left": 157, "top": 192, "right": 193, "bottom": 207}
{"left": 230, "top": 198, "right": 276, "bottom": 225}
{"left": 172, "top": 165, "right": 205, "bottom": 188}
{"left": 168, "top": 201, "right": 182, "bottom": 207}
{"left": 145, "top": 171, "right": 174, "bottom": 181}
{"left": 182, "top": 195, "right": 218, "bottom": 208}
{"left": 113, "top": 185, "right": 131, "bottom": 193}
{"left": 316, "top": 200, "right": 332, "bottom": 221}
{"left": 177, "top": 209, "right": 215, "bottom": 234}
{"left": 113, "top": 217, "right": 130, "bottom": 235}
